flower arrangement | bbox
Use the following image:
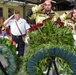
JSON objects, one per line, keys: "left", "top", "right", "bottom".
{"left": 23, "top": 20, "right": 76, "bottom": 75}
{"left": 0, "top": 37, "right": 16, "bottom": 75}
{"left": 29, "top": 23, "right": 43, "bottom": 32}
{"left": 0, "top": 37, "right": 23, "bottom": 75}
{"left": 29, "top": 17, "right": 64, "bottom": 32}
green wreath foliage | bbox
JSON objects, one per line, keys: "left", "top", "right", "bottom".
{"left": 27, "top": 48, "right": 76, "bottom": 75}
{"left": 0, "top": 37, "right": 16, "bottom": 55}
{"left": 0, "top": 37, "right": 22, "bottom": 75}
{"left": 24, "top": 20, "right": 76, "bottom": 75}
{"left": 0, "top": 45, "right": 16, "bottom": 75}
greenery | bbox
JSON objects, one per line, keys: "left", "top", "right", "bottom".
{"left": 0, "top": 20, "right": 75, "bottom": 75}
{"left": 0, "top": 37, "right": 23, "bottom": 75}
{"left": 23, "top": 20, "right": 76, "bottom": 75}
{"left": 27, "top": 48, "right": 76, "bottom": 75}
{"left": 0, "top": 37, "right": 16, "bottom": 75}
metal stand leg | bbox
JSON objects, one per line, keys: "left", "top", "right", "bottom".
{"left": 52, "top": 57, "right": 59, "bottom": 75}
{"left": 46, "top": 59, "right": 52, "bottom": 75}
{"left": 0, "top": 62, "right": 8, "bottom": 75}
{"left": 46, "top": 57, "right": 59, "bottom": 75}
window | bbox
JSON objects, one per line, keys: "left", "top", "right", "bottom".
{"left": 0, "top": 7, "right": 3, "bottom": 17}
{"left": 8, "top": 8, "right": 14, "bottom": 17}
{"left": 0, "top": 7, "right": 3, "bottom": 28}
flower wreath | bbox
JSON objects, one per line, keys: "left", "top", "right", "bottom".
{"left": 27, "top": 48, "right": 76, "bottom": 75}
{"left": 0, "top": 37, "right": 17, "bottom": 75}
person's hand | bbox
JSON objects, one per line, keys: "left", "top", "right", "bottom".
{"left": 9, "top": 14, "right": 15, "bottom": 19}
{"left": 3, "top": 14, "right": 15, "bottom": 25}
{"left": 66, "top": 10, "right": 73, "bottom": 15}
{"left": 69, "top": 10, "right": 73, "bottom": 15}
{"left": 40, "top": 2, "right": 46, "bottom": 9}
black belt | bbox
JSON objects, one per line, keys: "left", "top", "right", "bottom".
{"left": 12, "top": 35, "right": 22, "bottom": 38}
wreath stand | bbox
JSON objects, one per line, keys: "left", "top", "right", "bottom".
{"left": 46, "top": 56, "right": 59, "bottom": 75}
{"left": 0, "top": 61, "right": 8, "bottom": 75}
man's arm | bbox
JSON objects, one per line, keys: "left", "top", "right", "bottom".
{"left": 3, "top": 14, "right": 14, "bottom": 25}
{"left": 59, "top": 11, "right": 71, "bottom": 21}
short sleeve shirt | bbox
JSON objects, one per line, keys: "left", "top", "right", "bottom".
{"left": 6, "top": 18, "right": 30, "bottom": 36}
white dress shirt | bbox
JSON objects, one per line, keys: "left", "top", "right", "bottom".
{"left": 6, "top": 18, "right": 30, "bottom": 36}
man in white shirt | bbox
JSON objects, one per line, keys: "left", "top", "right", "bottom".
{"left": 3, "top": 10, "right": 30, "bottom": 57}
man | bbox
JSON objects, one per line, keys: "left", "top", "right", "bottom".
{"left": 69, "top": 7, "right": 76, "bottom": 43}
{"left": 61, "top": 6, "right": 76, "bottom": 33}
{"left": 60, "top": 6, "right": 76, "bottom": 47}
{"left": 67, "top": 7, "right": 76, "bottom": 47}
{"left": 3, "top": 10, "right": 30, "bottom": 57}
{"left": 72, "top": 7, "right": 76, "bottom": 20}
{"left": 27, "top": 0, "right": 59, "bottom": 24}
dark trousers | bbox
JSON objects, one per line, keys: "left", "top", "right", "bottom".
{"left": 12, "top": 35, "right": 25, "bottom": 57}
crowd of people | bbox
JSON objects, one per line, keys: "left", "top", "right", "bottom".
{"left": 2, "top": 0, "right": 76, "bottom": 57}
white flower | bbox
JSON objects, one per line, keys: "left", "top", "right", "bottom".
{"left": 16, "top": 51, "right": 18, "bottom": 54}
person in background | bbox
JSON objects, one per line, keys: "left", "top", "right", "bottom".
{"left": 60, "top": 6, "right": 76, "bottom": 34}
{"left": 3, "top": 10, "right": 30, "bottom": 57}
{"left": 27, "top": 0, "right": 59, "bottom": 24}
{"left": 1, "top": 26, "right": 7, "bottom": 36}
{"left": 60, "top": 6, "right": 76, "bottom": 47}
{"left": 71, "top": 6, "right": 76, "bottom": 35}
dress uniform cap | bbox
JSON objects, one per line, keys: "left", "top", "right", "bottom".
{"left": 14, "top": 10, "right": 20, "bottom": 14}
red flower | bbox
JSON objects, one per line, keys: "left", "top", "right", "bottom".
{"left": 43, "top": 18, "right": 52, "bottom": 23}
{"left": 29, "top": 23, "right": 43, "bottom": 32}
{"left": 12, "top": 41, "right": 17, "bottom": 46}
{"left": 54, "top": 21, "right": 64, "bottom": 27}
{"left": 29, "top": 25, "right": 38, "bottom": 32}
{"left": 36, "top": 23, "right": 43, "bottom": 27}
